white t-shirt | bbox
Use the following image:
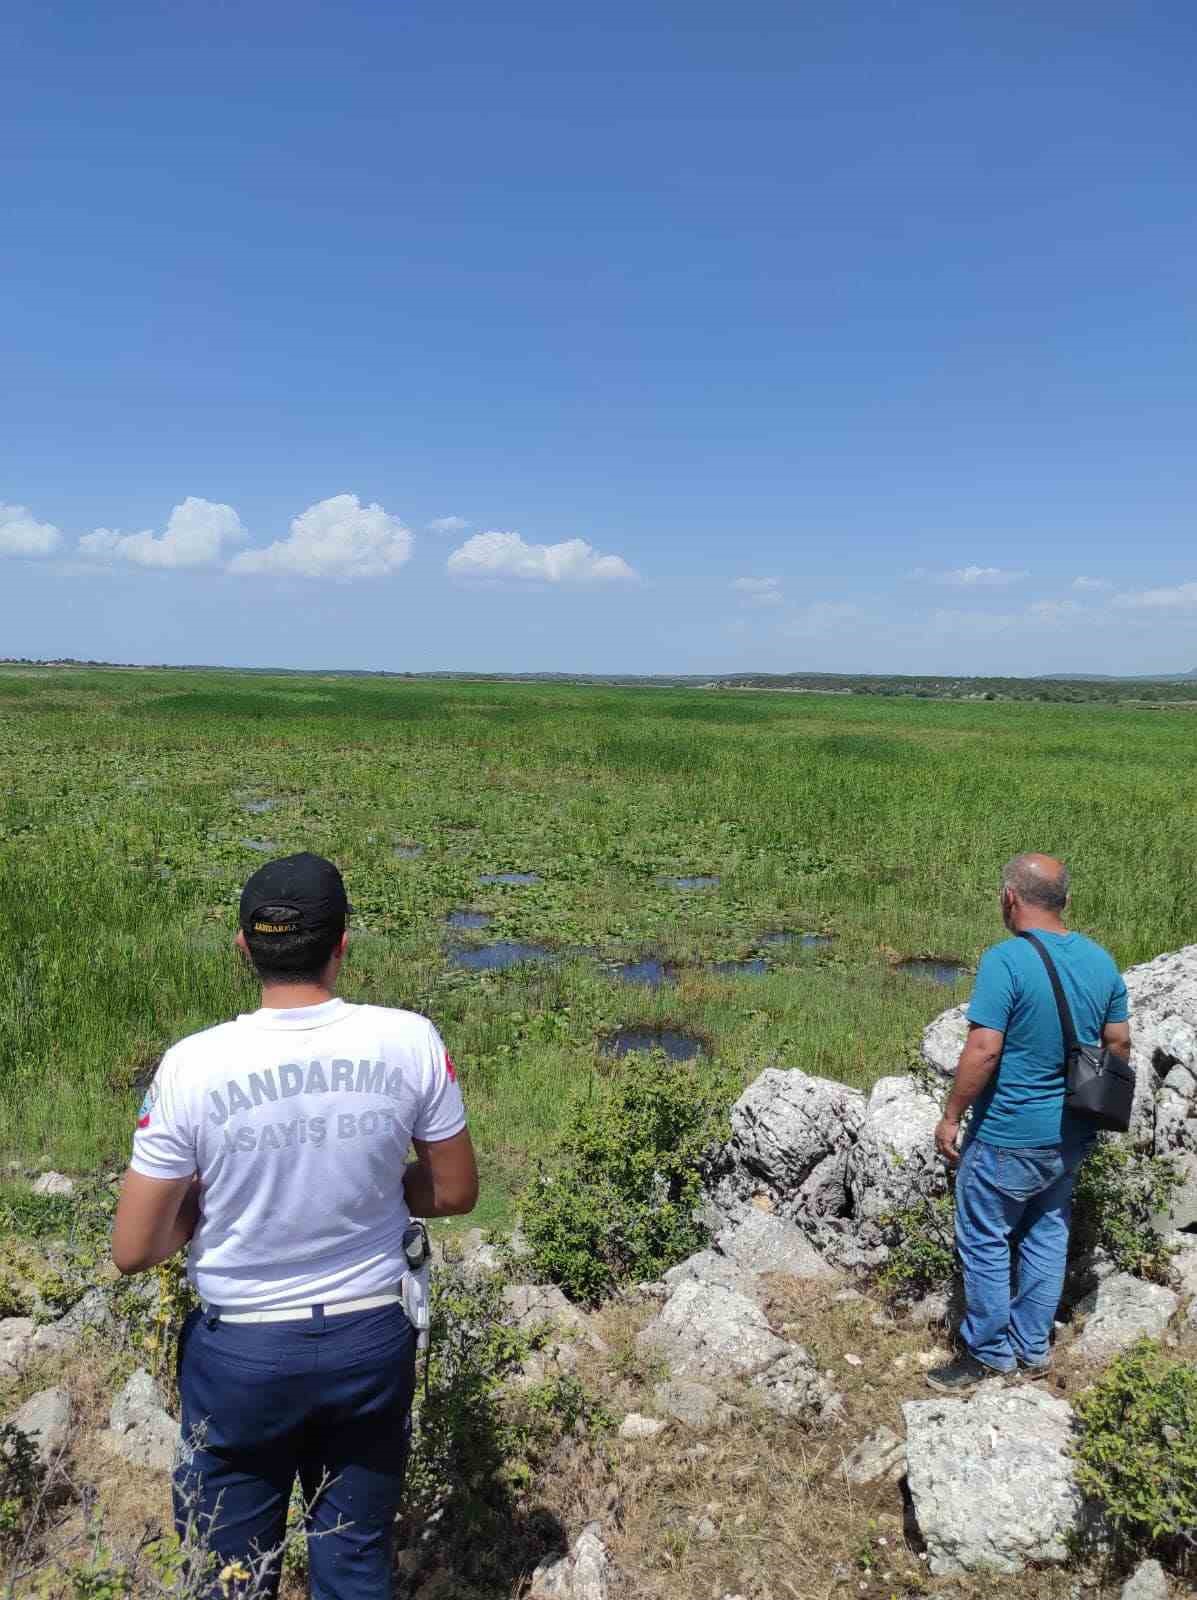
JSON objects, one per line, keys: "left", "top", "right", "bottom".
{"left": 130, "top": 998, "right": 466, "bottom": 1309}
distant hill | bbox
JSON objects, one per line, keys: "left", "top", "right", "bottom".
{"left": 4, "top": 659, "right": 1197, "bottom": 702}
{"left": 1033, "top": 669, "right": 1197, "bottom": 682}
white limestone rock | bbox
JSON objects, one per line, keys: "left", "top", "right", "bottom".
{"left": 1074, "top": 1272, "right": 1178, "bottom": 1361}
{"left": 1120, "top": 1560, "right": 1170, "bottom": 1600}
{"left": 529, "top": 1523, "right": 614, "bottom": 1600}
{"left": 703, "top": 1068, "right": 866, "bottom": 1252}
{"left": 638, "top": 1281, "right": 790, "bottom": 1382}
{"left": 903, "top": 1384, "right": 1097, "bottom": 1575}
{"left": 920, "top": 1005, "right": 968, "bottom": 1081}
{"left": 0, "top": 1318, "right": 36, "bottom": 1381}
{"left": 652, "top": 1378, "right": 736, "bottom": 1429}
{"left": 841, "top": 1424, "right": 906, "bottom": 1486}
{"left": 1165, "top": 1233, "right": 1197, "bottom": 1299}
{"left": 847, "top": 1075, "right": 947, "bottom": 1243}
{"left": 31, "top": 1172, "right": 75, "bottom": 1198}
{"left": 1124, "top": 943, "right": 1197, "bottom": 1175}
{"left": 750, "top": 1347, "right": 843, "bottom": 1422}
{"left": 503, "top": 1283, "right": 606, "bottom": 1354}
{"left": 617, "top": 1412, "right": 663, "bottom": 1440}
{"left": 5, "top": 1387, "right": 72, "bottom": 1467}
{"left": 715, "top": 1210, "right": 837, "bottom": 1282}
{"left": 663, "top": 1249, "right": 762, "bottom": 1304}
{"left": 104, "top": 1369, "right": 178, "bottom": 1472}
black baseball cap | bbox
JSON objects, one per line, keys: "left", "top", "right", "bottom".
{"left": 239, "top": 853, "right": 350, "bottom": 938}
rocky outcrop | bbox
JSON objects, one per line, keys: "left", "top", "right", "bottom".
{"left": 617, "top": 1412, "right": 663, "bottom": 1440}
{"left": 638, "top": 1281, "right": 792, "bottom": 1382}
{"left": 715, "top": 1211, "right": 838, "bottom": 1281}
{"left": 31, "top": 1172, "right": 75, "bottom": 1198}
{"left": 840, "top": 1424, "right": 906, "bottom": 1486}
{"left": 0, "top": 1318, "right": 36, "bottom": 1381}
{"left": 847, "top": 1075, "right": 946, "bottom": 1248}
{"left": 652, "top": 1378, "right": 737, "bottom": 1429}
{"left": 1122, "top": 944, "right": 1197, "bottom": 1207}
{"left": 903, "top": 1384, "right": 1097, "bottom": 1575}
{"left": 702, "top": 1064, "right": 946, "bottom": 1271}
{"left": 502, "top": 1281, "right": 608, "bottom": 1386}
{"left": 1073, "top": 1272, "right": 1178, "bottom": 1360}
{"left": 104, "top": 1369, "right": 177, "bottom": 1471}
{"left": 920, "top": 1005, "right": 968, "bottom": 1080}
{"left": 663, "top": 1248, "right": 762, "bottom": 1303}
{"left": 703, "top": 1069, "right": 865, "bottom": 1257}
{"left": 0, "top": 1287, "right": 111, "bottom": 1380}
{"left": 4, "top": 1387, "right": 72, "bottom": 1466}
{"left": 637, "top": 1280, "right": 841, "bottom": 1423}
{"left": 529, "top": 1523, "right": 614, "bottom": 1600}
{"left": 1121, "top": 1561, "right": 1170, "bottom": 1600}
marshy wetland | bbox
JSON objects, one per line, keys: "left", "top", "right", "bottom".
{"left": 2, "top": 667, "right": 1194, "bottom": 1229}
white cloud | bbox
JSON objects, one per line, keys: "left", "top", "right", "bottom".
{"left": 913, "top": 565, "right": 1029, "bottom": 588}
{"left": 0, "top": 503, "right": 63, "bottom": 558}
{"left": 446, "top": 530, "right": 637, "bottom": 584}
{"left": 1026, "top": 599, "right": 1083, "bottom": 624}
{"left": 427, "top": 515, "right": 470, "bottom": 535}
{"left": 1072, "top": 576, "right": 1113, "bottom": 591}
{"left": 79, "top": 497, "right": 245, "bottom": 569}
{"left": 1112, "top": 581, "right": 1197, "bottom": 613}
{"left": 929, "top": 599, "right": 1088, "bottom": 638}
{"left": 230, "top": 494, "right": 413, "bottom": 580}
{"left": 732, "top": 577, "right": 783, "bottom": 607}
{"left": 780, "top": 601, "right": 865, "bottom": 637}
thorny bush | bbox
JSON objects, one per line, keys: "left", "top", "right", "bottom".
{"left": 1073, "top": 1338, "right": 1197, "bottom": 1569}
{"left": 519, "top": 1055, "right": 737, "bottom": 1304}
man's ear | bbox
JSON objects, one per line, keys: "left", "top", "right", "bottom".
{"left": 336, "top": 929, "right": 350, "bottom": 961}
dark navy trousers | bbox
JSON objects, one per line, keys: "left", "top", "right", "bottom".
{"left": 175, "top": 1302, "right": 416, "bottom": 1600}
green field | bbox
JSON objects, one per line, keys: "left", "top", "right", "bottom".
{"left": 2, "top": 668, "right": 1194, "bottom": 1226}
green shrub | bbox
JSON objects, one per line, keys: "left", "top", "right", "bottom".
{"left": 401, "top": 1268, "right": 611, "bottom": 1595}
{"left": 1074, "top": 1339, "right": 1197, "bottom": 1563}
{"left": 518, "top": 1056, "right": 737, "bottom": 1304}
{"left": 874, "top": 1190, "right": 956, "bottom": 1302}
{"left": 0, "top": 1421, "right": 42, "bottom": 1554}
{"left": 1072, "top": 1138, "right": 1181, "bottom": 1282}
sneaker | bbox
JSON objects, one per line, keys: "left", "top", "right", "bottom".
{"left": 1015, "top": 1354, "right": 1052, "bottom": 1380}
{"left": 925, "top": 1352, "right": 1011, "bottom": 1394}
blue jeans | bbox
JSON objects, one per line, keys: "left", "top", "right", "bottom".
{"left": 174, "top": 1302, "right": 416, "bottom": 1600}
{"left": 954, "top": 1137, "right": 1091, "bottom": 1372}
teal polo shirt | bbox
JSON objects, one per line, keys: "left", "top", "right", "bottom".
{"left": 967, "top": 930, "right": 1129, "bottom": 1149}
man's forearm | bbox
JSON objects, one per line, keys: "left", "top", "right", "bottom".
{"left": 945, "top": 1047, "right": 1000, "bottom": 1121}
{"left": 403, "top": 1160, "right": 474, "bottom": 1219}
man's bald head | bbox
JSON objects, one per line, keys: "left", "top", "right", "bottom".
{"left": 1001, "top": 853, "right": 1070, "bottom": 914}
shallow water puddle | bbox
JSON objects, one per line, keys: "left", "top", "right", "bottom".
{"left": 602, "top": 1027, "right": 706, "bottom": 1061}
{"left": 611, "top": 959, "right": 675, "bottom": 987}
{"left": 449, "top": 941, "right": 555, "bottom": 973}
{"left": 658, "top": 874, "right": 720, "bottom": 890}
{"left": 393, "top": 843, "right": 425, "bottom": 859}
{"left": 711, "top": 958, "right": 769, "bottom": 976}
{"left": 479, "top": 871, "right": 540, "bottom": 885}
{"left": 897, "top": 958, "right": 969, "bottom": 986}
{"left": 241, "top": 798, "right": 275, "bottom": 816}
{"left": 759, "top": 931, "right": 834, "bottom": 950}
{"left": 241, "top": 838, "right": 277, "bottom": 853}
{"left": 446, "top": 910, "right": 490, "bottom": 930}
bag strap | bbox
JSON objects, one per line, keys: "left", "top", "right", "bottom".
{"left": 1017, "top": 930, "right": 1078, "bottom": 1059}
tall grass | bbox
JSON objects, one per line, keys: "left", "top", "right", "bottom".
{"left": 2, "top": 668, "right": 1195, "bottom": 1208}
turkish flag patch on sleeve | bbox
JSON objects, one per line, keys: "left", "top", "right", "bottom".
{"left": 445, "top": 1054, "right": 458, "bottom": 1083}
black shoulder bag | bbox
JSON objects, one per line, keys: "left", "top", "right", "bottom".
{"left": 1018, "top": 931, "right": 1135, "bottom": 1134}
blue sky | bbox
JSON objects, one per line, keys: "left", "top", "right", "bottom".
{"left": 2, "top": 0, "right": 1195, "bottom": 676}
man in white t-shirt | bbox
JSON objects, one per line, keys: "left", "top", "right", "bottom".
{"left": 111, "top": 852, "right": 478, "bottom": 1600}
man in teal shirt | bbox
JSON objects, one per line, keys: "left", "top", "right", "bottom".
{"left": 927, "top": 853, "right": 1131, "bottom": 1392}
